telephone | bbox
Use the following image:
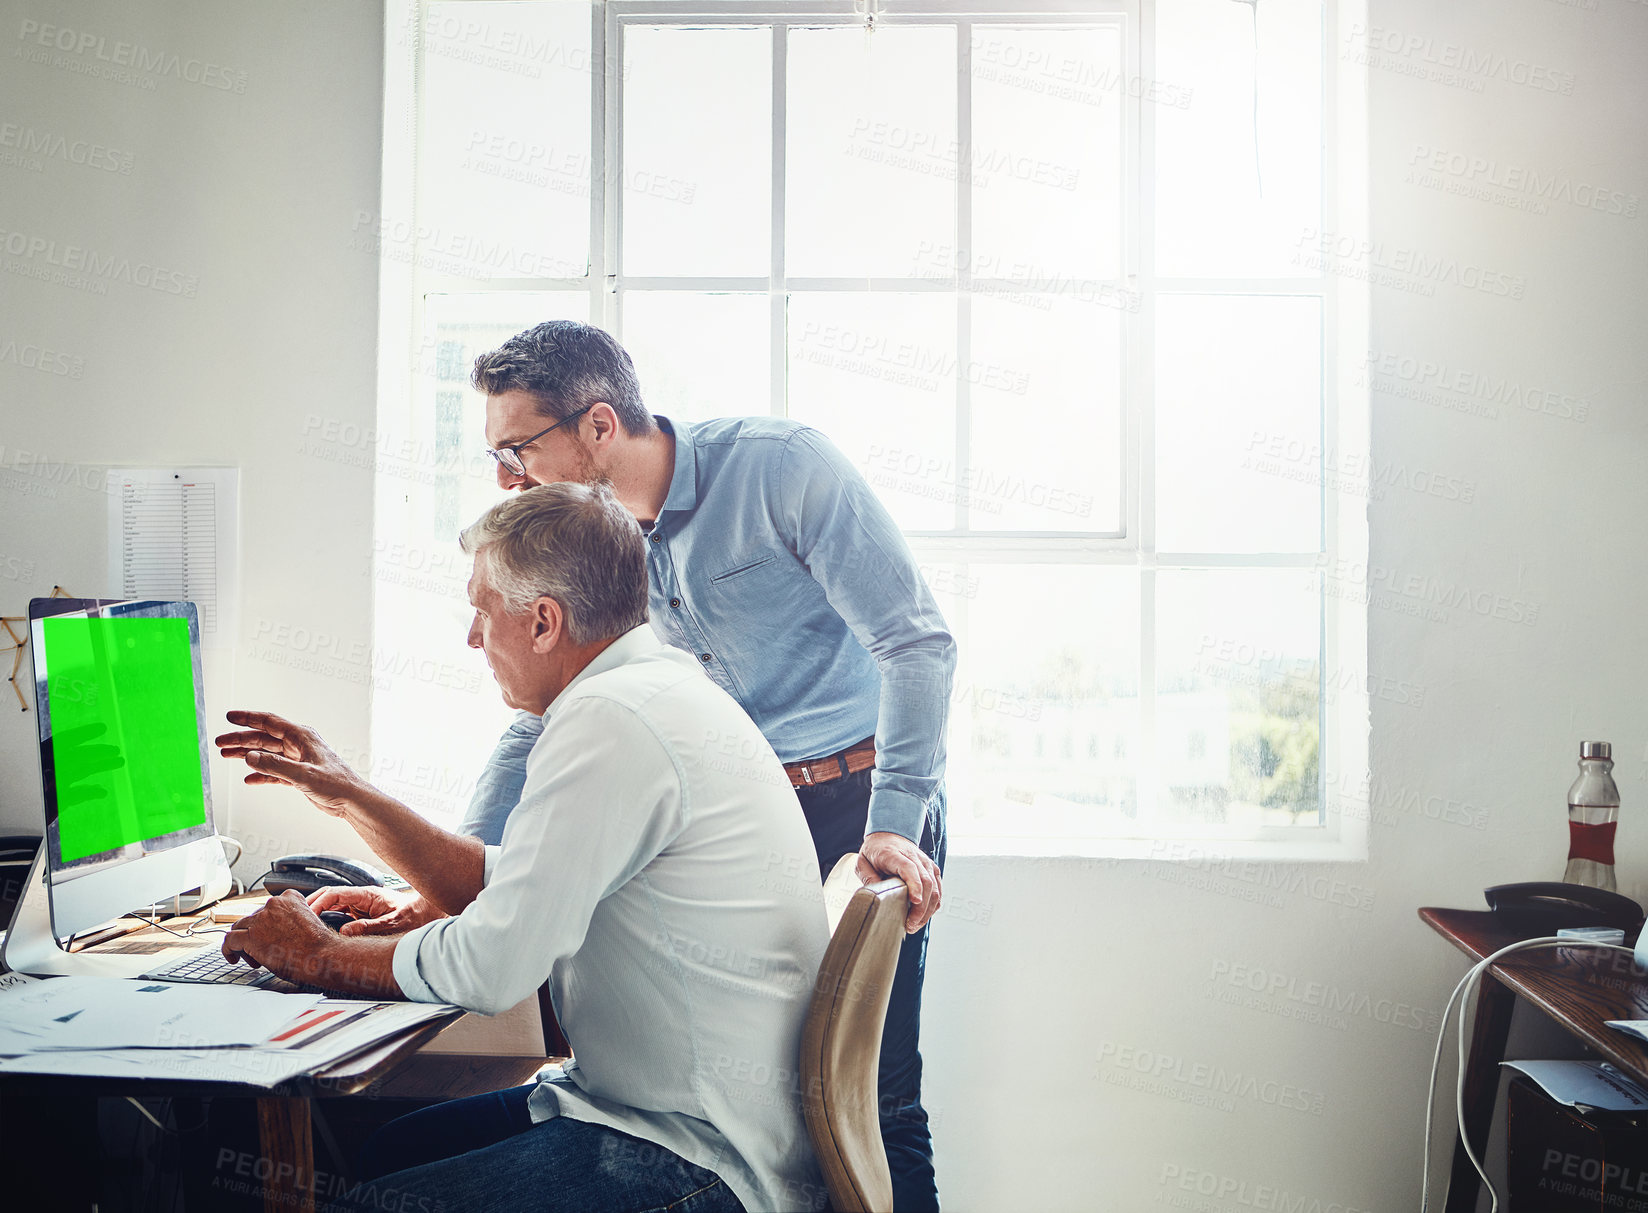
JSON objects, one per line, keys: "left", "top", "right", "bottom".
{"left": 263, "top": 853, "right": 388, "bottom": 896}
{"left": 1483, "top": 881, "right": 1644, "bottom": 933}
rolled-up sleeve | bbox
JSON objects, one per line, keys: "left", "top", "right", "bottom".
{"left": 391, "top": 697, "right": 685, "bottom": 1014}
{"left": 775, "top": 429, "right": 956, "bottom": 843}
{"left": 391, "top": 919, "right": 446, "bottom": 1004}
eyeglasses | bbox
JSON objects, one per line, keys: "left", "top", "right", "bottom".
{"left": 484, "top": 405, "right": 594, "bottom": 476}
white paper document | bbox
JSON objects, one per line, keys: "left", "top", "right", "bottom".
{"left": 0, "top": 989, "right": 461, "bottom": 1089}
{"left": 0, "top": 1043, "right": 325, "bottom": 1088}
{"left": 1503, "top": 1058, "right": 1648, "bottom": 1112}
{"left": 0, "top": 975, "right": 323, "bottom": 1051}
{"left": 1608, "top": 1021, "right": 1648, "bottom": 1048}
{"left": 106, "top": 467, "right": 239, "bottom": 639}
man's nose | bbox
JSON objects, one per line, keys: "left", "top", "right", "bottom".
{"left": 467, "top": 617, "right": 482, "bottom": 648}
{"left": 495, "top": 460, "right": 528, "bottom": 491}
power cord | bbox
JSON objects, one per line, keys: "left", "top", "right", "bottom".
{"left": 1420, "top": 935, "right": 1642, "bottom": 1212}
{"left": 121, "top": 911, "right": 228, "bottom": 941}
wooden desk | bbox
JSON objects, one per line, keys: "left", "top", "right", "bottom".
{"left": 1420, "top": 907, "right": 1648, "bottom": 1212}
{"left": 1, "top": 906, "right": 553, "bottom": 1212}
{"left": 0, "top": 1005, "right": 468, "bottom": 1212}
{"left": 0, "top": 1012, "right": 557, "bottom": 1212}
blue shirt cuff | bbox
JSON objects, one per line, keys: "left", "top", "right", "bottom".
{"left": 865, "top": 788, "right": 929, "bottom": 846}
{"left": 391, "top": 919, "right": 446, "bottom": 1004}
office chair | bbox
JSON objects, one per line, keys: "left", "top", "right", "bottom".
{"left": 801, "top": 854, "right": 909, "bottom": 1213}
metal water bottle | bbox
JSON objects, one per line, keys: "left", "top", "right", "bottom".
{"left": 1564, "top": 741, "right": 1620, "bottom": 892}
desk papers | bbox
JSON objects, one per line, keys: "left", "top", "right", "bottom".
{"left": 0, "top": 978, "right": 459, "bottom": 1089}
{"left": 0, "top": 976, "right": 324, "bottom": 1052}
{"left": 1503, "top": 1059, "right": 1648, "bottom": 1112}
{"left": 1608, "top": 1020, "right": 1648, "bottom": 1050}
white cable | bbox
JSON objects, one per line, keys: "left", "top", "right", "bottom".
{"left": 1419, "top": 936, "right": 1641, "bottom": 1212}
{"left": 124, "top": 1097, "right": 166, "bottom": 1132}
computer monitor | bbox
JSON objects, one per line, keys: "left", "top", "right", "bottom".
{"left": 2, "top": 597, "right": 232, "bottom": 975}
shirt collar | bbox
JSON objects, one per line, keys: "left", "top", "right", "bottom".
{"left": 654, "top": 415, "right": 699, "bottom": 516}
{"left": 542, "top": 623, "right": 663, "bottom": 720}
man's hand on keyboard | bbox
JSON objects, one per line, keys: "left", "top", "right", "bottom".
{"left": 224, "top": 890, "right": 405, "bottom": 997}
{"left": 308, "top": 885, "right": 444, "bottom": 937}
{"left": 214, "top": 710, "right": 370, "bottom": 816}
{"left": 222, "top": 890, "right": 337, "bottom": 981}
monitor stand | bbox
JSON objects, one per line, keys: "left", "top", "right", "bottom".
{"left": 2, "top": 845, "right": 232, "bottom": 978}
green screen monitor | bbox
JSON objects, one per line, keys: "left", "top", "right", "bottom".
{"left": 25, "top": 597, "right": 230, "bottom": 941}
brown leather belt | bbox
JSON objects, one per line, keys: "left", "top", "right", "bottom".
{"left": 785, "top": 738, "right": 876, "bottom": 788}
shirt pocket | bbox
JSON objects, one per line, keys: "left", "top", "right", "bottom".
{"left": 709, "top": 554, "right": 779, "bottom": 584}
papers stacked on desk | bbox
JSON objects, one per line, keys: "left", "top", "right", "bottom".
{"left": 1503, "top": 1059, "right": 1648, "bottom": 1112}
{"left": 1608, "top": 1021, "right": 1648, "bottom": 1050}
{"left": 0, "top": 975, "right": 325, "bottom": 1052}
{"left": 0, "top": 974, "right": 457, "bottom": 1088}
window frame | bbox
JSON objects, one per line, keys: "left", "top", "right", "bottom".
{"left": 376, "top": 0, "right": 1370, "bottom": 860}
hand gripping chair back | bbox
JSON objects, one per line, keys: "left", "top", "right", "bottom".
{"left": 801, "top": 855, "right": 909, "bottom": 1213}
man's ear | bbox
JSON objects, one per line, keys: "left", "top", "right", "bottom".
{"left": 529, "top": 597, "right": 564, "bottom": 652}
{"left": 586, "top": 402, "right": 618, "bottom": 448}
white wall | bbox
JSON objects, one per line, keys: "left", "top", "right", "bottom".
{"left": 0, "top": 0, "right": 385, "bottom": 880}
{"left": 3, "top": 0, "right": 1647, "bottom": 1209}
{"left": 922, "top": 2, "right": 1648, "bottom": 1209}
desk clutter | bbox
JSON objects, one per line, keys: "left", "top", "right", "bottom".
{"left": 0, "top": 970, "right": 456, "bottom": 1088}
{"left": 1503, "top": 1063, "right": 1648, "bottom": 1212}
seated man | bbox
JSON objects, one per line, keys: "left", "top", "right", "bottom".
{"left": 215, "top": 481, "right": 829, "bottom": 1213}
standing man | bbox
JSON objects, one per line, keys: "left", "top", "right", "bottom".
{"left": 462, "top": 320, "right": 954, "bottom": 1211}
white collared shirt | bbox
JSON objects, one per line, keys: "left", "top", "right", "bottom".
{"left": 393, "top": 624, "right": 830, "bottom": 1212}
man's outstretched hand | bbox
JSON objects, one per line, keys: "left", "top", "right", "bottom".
{"left": 857, "top": 831, "right": 942, "bottom": 933}
{"left": 214, "top": 710, "right": 369, "bottom": 816}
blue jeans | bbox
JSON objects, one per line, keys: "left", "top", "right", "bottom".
{"left": 797, "top": 769, "right": 946, "bottom": 1213}
{"left": 326, "top": 1085, "right": 745, "bottom": 1213}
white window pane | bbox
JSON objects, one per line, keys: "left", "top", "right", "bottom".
{"left": 423, "top": 293, "right": 589, "bottom": 541}
{"left": 622, "top": 292, "right": 770, "bottom": 423}
{"left": 369, "top": 565, "right": 514, "bottom": 829}
{"left": 950, "top": 566, "right": 1140, "bottom": 848}
{"left": 1156, "top": 0, "right": 1321, "bottom": 277}
{"left": 374, "top": 293, "right": 589, "bottom": 829}
{"left": 969, "top": 27, "right": 1123, "bottom": 281}
{"left": 1155, "top": 294, "right": 1321, "bottom": 553}
{"left": 969, "top": 296, "right": 1121, "bottom": 532}
{"left": 1155, "top": 571, "right": 1321, "bottom": 830}
{"left": 622, "top": 27, "right": 770, "bottom": 277}
{"left": 419, "top": 2, "right": 593, "bottom": 279}
{"left": 787, "top": 293, "right": 956, "bottom": 531}
{"left": 787, "top": 27, "right": 957, "bottom": 278}
{"left": 371, "top": 590, "right": 514, "bottom": 830}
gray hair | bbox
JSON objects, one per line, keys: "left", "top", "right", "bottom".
{"left": 458, "top": 482, "right": 648, "bottom": 645}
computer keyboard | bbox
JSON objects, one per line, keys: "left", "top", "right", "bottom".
{"left": 143, "top": 942, "right": 286, "bottom": 989}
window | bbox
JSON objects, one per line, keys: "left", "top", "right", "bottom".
{"left": 374, "top": 0, "right": 1368, "bottom": 858}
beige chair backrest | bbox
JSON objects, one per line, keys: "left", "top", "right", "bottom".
{"left": 801, "top": 854, "right": 909, "bottom": 1213}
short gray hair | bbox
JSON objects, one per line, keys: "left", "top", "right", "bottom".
{"left": 459, "top": 482, "right": 648, "bottom": 645}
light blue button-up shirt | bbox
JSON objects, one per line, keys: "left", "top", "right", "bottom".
{"left": 460, "top": 415, "right": 955, "bottom": 845}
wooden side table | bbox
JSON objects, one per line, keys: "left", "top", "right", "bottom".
{"left": 1420, "top": 907, "right": 1648, "bottom": 1212}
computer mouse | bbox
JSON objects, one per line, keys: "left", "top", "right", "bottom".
{"left": 318, "top": 910, "right": 353, "bottom": 932}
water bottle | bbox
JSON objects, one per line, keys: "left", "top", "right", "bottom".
{"left": 1564, "top": 741, "right": 1620, "bottom": 892}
